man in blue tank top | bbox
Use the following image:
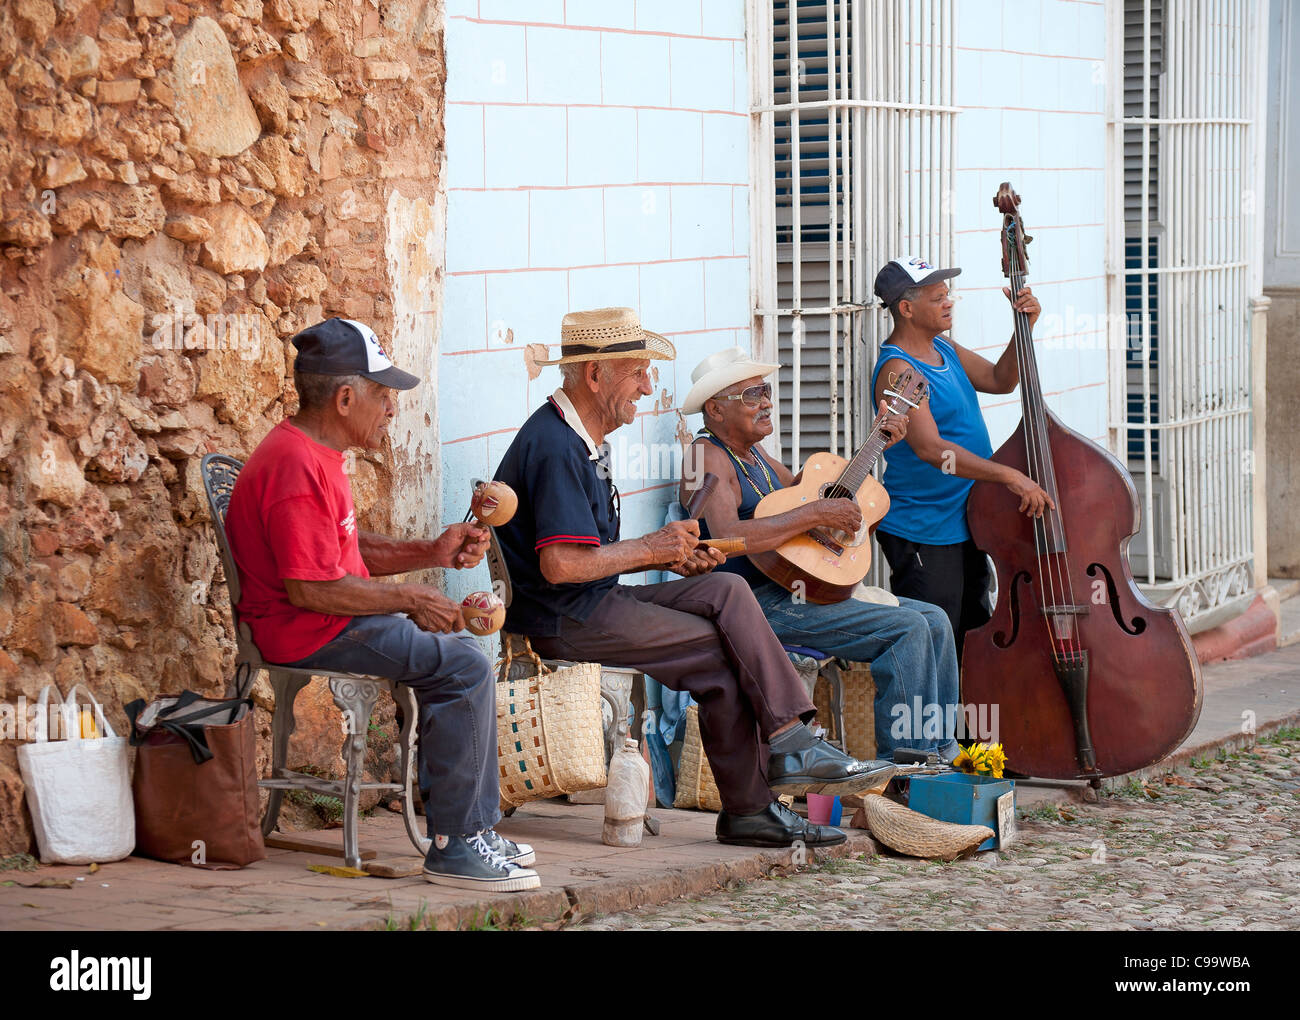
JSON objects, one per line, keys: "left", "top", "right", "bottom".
{"left": 681, "top": 348, "right": 962, "bottom": 763}
{"left": 869, "top": 255, "right": 1053, "bottom": 653}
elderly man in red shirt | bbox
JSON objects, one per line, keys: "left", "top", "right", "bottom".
{"left": 225, "top": 318, "right": 536, "bottom": 892}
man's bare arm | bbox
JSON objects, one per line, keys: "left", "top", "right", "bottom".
{"left": 872, "top": 359, "right": 1052, "bottom": 516}
{"left": 539, "top": 521, "right": 702, "bottom": 585}
{"left": 950, "top": 286, "right": 1040, "bottom": 395}
{"left": 359, "top": 524, "right": 488, "bottom": 575}
{"left": 358, "top": 532, "right": 441, "bottom": 575}
{"left": 283, "top": 574, "right": 467, "bottom": 633}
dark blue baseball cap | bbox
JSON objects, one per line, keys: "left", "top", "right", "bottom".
{"left": 290, "top": 318, "right": 420, "bottom": 390}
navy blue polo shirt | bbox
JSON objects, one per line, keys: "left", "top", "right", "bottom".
{"left": 493, "top": 396, "right": 621, "bottom": 636}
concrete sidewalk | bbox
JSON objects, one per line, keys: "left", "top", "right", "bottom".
{"left": 4, "top": 644, "right": 1299, "bottom": 932}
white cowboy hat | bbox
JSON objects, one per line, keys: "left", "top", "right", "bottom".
{"left": 535, "top": 307, "right": 676, "bottom": 366}
{"left": 682, "top": 347, "right": 781, "bottom": 415}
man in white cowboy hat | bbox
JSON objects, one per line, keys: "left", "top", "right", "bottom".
{"left": 492, "top": 307, "right": 895, "bottom": 848}
{"left": 870, "top": 255, "right": 1050, "bottom": 653}
{"left": 680, "top": 346, "right": 962, "bottom": 763}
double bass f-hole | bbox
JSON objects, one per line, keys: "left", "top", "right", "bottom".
{"left": 993, "top": 570, "right": 1032, "bottom": 649}
{"left": 1086, "top": 562, "right": 1147, "bottom": 636}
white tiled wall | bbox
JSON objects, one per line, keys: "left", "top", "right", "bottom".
{"left": 439, "top": 2, "right": 751, "bottom": 601}
{"left": 951, "top": 0, "right": 1110, "bottom": 450}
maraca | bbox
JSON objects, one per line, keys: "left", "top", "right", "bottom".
{"left": 461, "top": 590, "right": 506, "bottom": 636}
{"left": 467, "top": 480, "right": 517, "bottom": 527}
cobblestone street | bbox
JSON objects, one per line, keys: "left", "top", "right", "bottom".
{"left": 577, "top": 732, "right": 1300, "bottom": 931}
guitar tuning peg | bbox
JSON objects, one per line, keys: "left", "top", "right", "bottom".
{"left": 1024, "top": 234, "right": 1034, "bottom": 245}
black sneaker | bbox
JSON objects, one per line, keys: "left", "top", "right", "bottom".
{"left": 422, "top": 831, "right": 541, "bottom": 891}
{"left": 481, "top": 828, "right": 537, "bottom": 867}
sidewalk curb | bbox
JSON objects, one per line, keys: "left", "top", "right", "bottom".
{"left": 375, "top": 833, "right": 882, "bottom": 931}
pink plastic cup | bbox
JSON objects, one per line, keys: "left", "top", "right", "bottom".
{"left": 806, "top": 793, "right": 842, "bottom": 826}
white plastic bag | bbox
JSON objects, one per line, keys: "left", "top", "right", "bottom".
{"left": 16, "top": 684, "right": 134, "bottom": 865}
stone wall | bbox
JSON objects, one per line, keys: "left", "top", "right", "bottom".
{"left": 0, "top": 0, "right": 446, "bottom": 853}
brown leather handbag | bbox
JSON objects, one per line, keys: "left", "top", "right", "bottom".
{"left": 126, "top": 685, "right": 265, "bottom": 869}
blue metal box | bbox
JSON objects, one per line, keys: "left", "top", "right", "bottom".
{"left": 907, "top": 773, "right": 1016, "bottom": 851}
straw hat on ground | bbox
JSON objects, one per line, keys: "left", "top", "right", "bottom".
{"left": 535, "top": 307, "right": 675, "bottom": 366}
{"left": 860, "top": 794, "right": 994, "bottom": 861}
{"left": 682, "top": 346, "right": 781, "bottom": 415}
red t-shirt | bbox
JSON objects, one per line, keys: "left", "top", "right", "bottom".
{"left": 225, "top": 420, "right": 370, "bottom": 663}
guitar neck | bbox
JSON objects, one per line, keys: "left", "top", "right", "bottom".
{"left": 834, "top": 426, "right": 890, "bottom": 494}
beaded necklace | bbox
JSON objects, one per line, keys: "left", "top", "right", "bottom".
{"left": 704, "top": 429, "right": 776, "bottom": 498}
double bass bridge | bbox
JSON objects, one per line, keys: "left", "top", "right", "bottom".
{"left": 1041, "top": 603, "right": 1089, "bottom": 643}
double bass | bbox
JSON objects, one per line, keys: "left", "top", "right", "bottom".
{"left": 962, "top": 184, "right": 1202, "bottom": 781}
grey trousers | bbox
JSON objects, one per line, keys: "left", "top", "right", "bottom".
{"left": 282, "top": 614, "right": 500, "bottom": 837}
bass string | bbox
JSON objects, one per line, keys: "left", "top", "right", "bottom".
{"left": 1019, "top": 280, "right": 1083, "bottom": 662}
{"left": 1009, "top": 259, "right": 1072, "bottom": 660}
{"left": 1009, "top": 255, "right": 1081, "bottom": 662}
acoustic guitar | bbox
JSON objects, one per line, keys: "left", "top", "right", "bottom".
{"left": 750, "top": 368, "right": 929, "bottom": 603}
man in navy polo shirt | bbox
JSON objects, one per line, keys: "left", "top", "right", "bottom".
{"left": 493, "top": 307, "right": 894, "bottom": 849}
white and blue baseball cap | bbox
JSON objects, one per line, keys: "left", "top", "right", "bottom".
{"left": 290, "top": 318, "right": 420, "bottom": 390}
{"left": 873, "top": 256, "right": 962, "bottom": 307}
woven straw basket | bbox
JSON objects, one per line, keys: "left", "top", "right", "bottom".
{"left": 862, "top": 794, "right": 993, "bottom": 861}
{"left": 495, "top": 637, "right": 607, "bottom": 810}
{"left": 674, "top": 704, "right": 722, "bottom": 812}
{"left": 813, "top": 662, "right": 876, "bottom": 760}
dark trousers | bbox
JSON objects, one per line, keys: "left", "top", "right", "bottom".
{"left": 530, "top": 573, "right": 815, "bottom": 815}
{"left": 877, "top": 531, "right": 992, "bottom": 657}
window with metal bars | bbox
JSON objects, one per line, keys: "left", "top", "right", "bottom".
{"left": 762, "top": 0, "right": 955, "bottom": 470}
{"left": 773, "top": 0, "right": 855, "bottom": 461}
{"left": 1123, "top": 0, "right": 1163, "bottom": 467}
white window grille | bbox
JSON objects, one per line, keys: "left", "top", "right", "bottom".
{"left": 749, "top": 0, "right": 957, "bottom": 470}
{"left": 1106, "top": 0, "right": 1267, "bottom": 629}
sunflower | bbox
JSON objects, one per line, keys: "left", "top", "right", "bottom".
{"left": 985, "top": 743, "right": 1008, "bottom": 779}
{"left": 953, "top": 742, "right": 1008, "bottom": 778}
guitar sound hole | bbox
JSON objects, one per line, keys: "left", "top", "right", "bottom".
{"left": 822, "top": 484, "right": 854, "bottom": 501}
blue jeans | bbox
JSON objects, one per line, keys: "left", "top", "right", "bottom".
{"left": 749, "top": 581, "right": 961, "bottom": 760}
{"left": 282, "top": 615, "right": 500, "bottom": 837}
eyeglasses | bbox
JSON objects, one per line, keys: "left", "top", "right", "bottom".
{"left": 608, "top": 479, "right": 621, "bottom": 541}
{"left": 597, "top": 448, "right": 622, "bottom": 541}
{"left": 717, "top": 383, "right": 772, "bottom": 408}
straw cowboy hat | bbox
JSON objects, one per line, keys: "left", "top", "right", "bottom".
{"left": 682, "top": 347, "right": 781, "bottom": 415}
{"left": 536, "top": 307, "right": 676, "bottom": 366}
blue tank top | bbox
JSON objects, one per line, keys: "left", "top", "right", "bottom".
{"left": 870, "top": 335, "right": 993, "bottom": 545}
{"left": 693, "top": 432, "right": 780, "bottom": 587}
